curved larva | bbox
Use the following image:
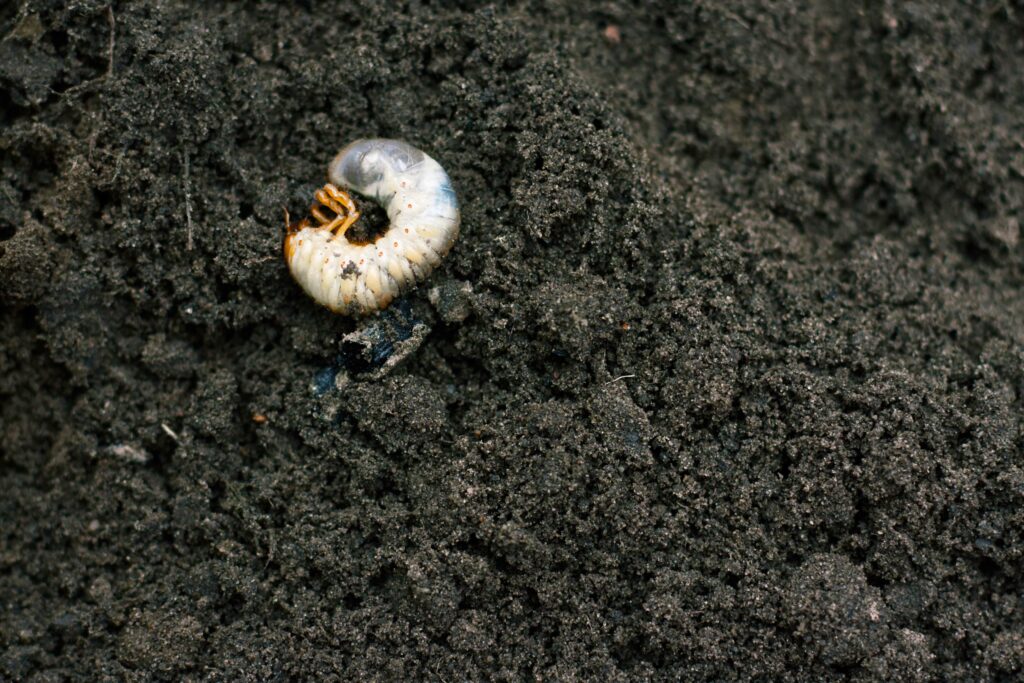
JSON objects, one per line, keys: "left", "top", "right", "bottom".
{"left": 284, "top": 139, "right": 460, "bottom": 316}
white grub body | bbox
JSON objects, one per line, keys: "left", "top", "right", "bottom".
{"left": 285, "top": 139, "right": 460, "bottom": 316}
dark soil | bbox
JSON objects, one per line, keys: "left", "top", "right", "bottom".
{"left": 2, "top": 1, "right": 1023, "bottom": 680}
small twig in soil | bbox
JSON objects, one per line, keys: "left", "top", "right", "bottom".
{"left": 606, "top": 374, "right": 636, "bottom": 385}
{"left": 182, "top": 150, "right": 194, "bottom": 250}
{"left": 719, "top": 7, "right": 802, "bottom": 54}
{"left": 104, "top": 6, "right": 115, "bottom": 78}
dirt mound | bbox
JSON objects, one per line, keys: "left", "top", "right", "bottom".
{"left": 2, "top": 2, "right": 1022, "bottom": 679}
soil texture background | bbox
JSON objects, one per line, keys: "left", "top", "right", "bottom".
{"left": 2, "top": 1, "right": 1024, "bottom": 680}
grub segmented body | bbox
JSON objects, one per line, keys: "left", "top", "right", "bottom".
{"left": 284, "top": 139, "right": 460, "bottom": 316}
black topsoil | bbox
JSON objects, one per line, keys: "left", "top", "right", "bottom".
{"left": 2, "top": 1, "right": 1023, "bottom": 681}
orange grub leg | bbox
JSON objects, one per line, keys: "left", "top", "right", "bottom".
{"left": 310, "top": 184, "right": 361, "bottom": 236}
